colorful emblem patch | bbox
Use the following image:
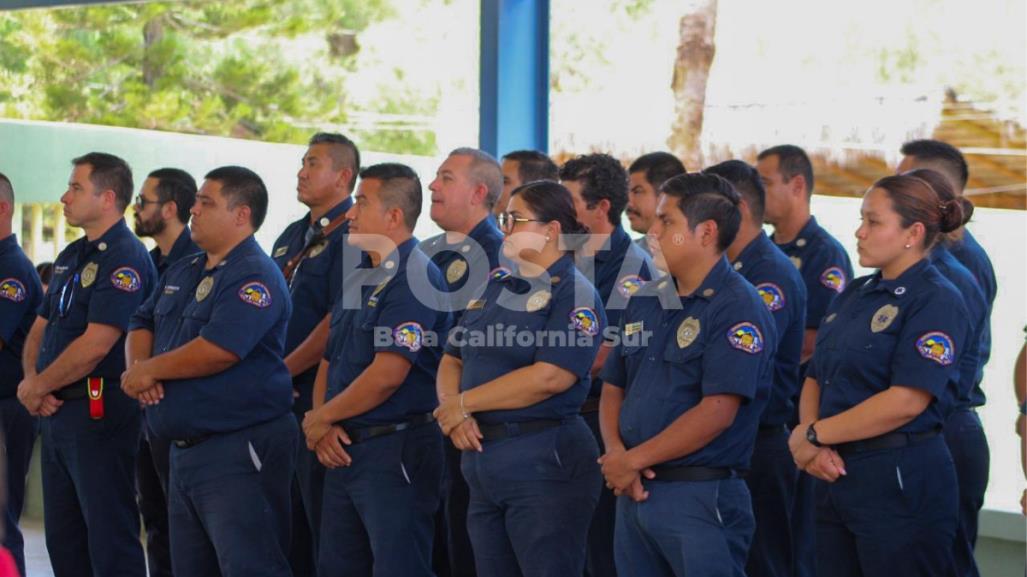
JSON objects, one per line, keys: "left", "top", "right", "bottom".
{"left": 756, "top": 283, "right": 785, "bottom": 312}
{"left": 110, "top": 267, "right": 142, "bottom": 292}
{"left": 617, "top": 275, "right": 645, "bottom": 298}
{"left": 0, "top": 278, "right": 27, "bottom": 302}
{"left": 727, "top": 322, "right": 764, "bottom": 354}
{"left": 916, "top": 331, "right": 955, "bottom": 366}
{"left": 393, "top": 322, "right": 424, "bottom": 352}
{"left": 819, "top": 266, "right": 846, "bottom": 293}
{"left": 238, "top": 282, "right": 272, "bottom": 308}
{"left": 490, "top": 266, "right": 511, "bottom": 281}
{"left": 570, "top": 307, "right": 600, "bottom": 336}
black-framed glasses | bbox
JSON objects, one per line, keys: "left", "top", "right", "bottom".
{"left": 134, "top": 194, "right": 165, "bottom": 208}
{"left": 497, "top": 212, "right": 544, "bottom": 231}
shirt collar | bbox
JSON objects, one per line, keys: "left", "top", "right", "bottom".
{"left": 860, "top": 257, "right": 932, "bottom": 298}
{"left": 595, "top": 225, "right": 631, "bottom": 264}
{"left": 774, "top": 215, "right": 819, "bottom": 250}
{"left": 194, "top": 235, "right": 261, "bottom": 272}
{"left": 0, "top": 233, "right": 17, "bottom": 255}
{"left": 361, "top": 236, "right": 419, "bottom": 270}
{"left": 732, "top": 230, "right": 772, "bottom": 271}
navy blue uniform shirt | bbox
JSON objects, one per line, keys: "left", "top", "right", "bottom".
{"left": 423, "top": 216, "right": 504, "bottom": 324}
{"left": 0, "top": 234, "right": 44, "bottom": 397}
{"left": 445, "top": 254, "right": 606, "bottom": 425}
{"left": 151, "top": 226, "right": 199, "bottom": 278}
{"left": 601, "top": 257, "right": 776, "bottom": 470}
{"left": 577, "top": 225, "right": 654, "bottom": 397}
{"left": 732, "top": 231, "right": 807, "bottom": 426}
{"left": 947, "top": 229, "right": 995, "bottom": 385}
{"left": 270, "top": 198, "right": 354, "bottom": 389}
{"left": 771, "top": 215, "right": 853, "bottom": 328}
{"left": 130, "top": 236, "right": 293, "bottom": 439}
{"left": 323, "top": 238, "right": 453, "bottom": 428}
{"left": 808, "top": 258, "right": 971, "bottom": 433}
{"left": 37, "top": 219, "right": 156, "bottom": 382}
{"left": 930, "top": 245, "right": 987, "bottom": 409}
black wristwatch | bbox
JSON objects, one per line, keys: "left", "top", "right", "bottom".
{"left": 806, "top": 422, "right": 824, "bottom": 448}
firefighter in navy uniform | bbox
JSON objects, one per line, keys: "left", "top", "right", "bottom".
{"left": 19, "top": 153, "right": 155, "bottom": 577}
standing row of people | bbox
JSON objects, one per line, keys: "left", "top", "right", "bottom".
{"left": 0, "top": 136, "right": 999, "bottom": 577}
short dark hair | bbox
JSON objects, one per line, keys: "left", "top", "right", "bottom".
{"left": 449, "top": 147, "right": 502, "bottom": 209}
{"left": 309, "top": 132, "right": 361, "bottom": 190}
{"left": 358, "top": 163, "right": 422, "bottom": 230}
{"left": 72, "top": 152, "right": 133, "bottom": 211}
{"left": 511, "top": 180, "right": 590, "bottom": 250}
{"left": 203, "top": 166, "right": 268, "bottom": 230}
{"left": 757, "top": 144, "right": 814, "bottom": 197}
{"left": 628, "top": 152, "right": 686, "bottom": 190}
{"left": 148, "top": 168, "right": 197, "bottom": 224}
{"left": 502, "top": 150, "right": 559, "bottom": 185}
{"left": 900, "top": 139, "right": 969, "bottom": 191}
{"left": 660, "top": 173, "right": 742, "bottom": 251}
{"left": 703, "top": 160, "right": 766, "bottom": 222}
{"left": 36, "top": 261, "right": 53, "bottom": 285}
{"left": 558, "top": 153, "right": 629, "bottom": 226}
{"left": 0, "top": 171, "right": 13, "bottom": 204}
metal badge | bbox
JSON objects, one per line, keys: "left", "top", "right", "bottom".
{"left": 702, "top": 288, "right": 715, "bottom": 298}
{"left": 447, "top": 259, "right": 468, "bottom": 284}
{"left": 98, "top": 242, "right": 108, "bottom": 251}
{"left": 733, "top": 261, "right": 743, "bottom": 271}
{"left": 870, "top": 304, "right": 899, "bottom": 333}
{"left": 676, "top": 317, "right": 701, "bottom": 348}
{"left": 526, "top": 290, "right": 551, "bottom": 312}
{"left": 196, "top": 276, "right": 214, "bottom": 302}
{"left": 789, "top": 256, "right": 802, "bottom": 269}
{"left": 796, "top": 238, "right": 807, "bottom": 248}
{"left": 81, "top": 262, "right": 98, "bottom": 287}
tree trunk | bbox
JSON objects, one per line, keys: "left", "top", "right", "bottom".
{"left": 143, "top": 15, "right": 165, "bottom": 88}
{"left": 668, "top": 0, "right": 718, "bottom": 170}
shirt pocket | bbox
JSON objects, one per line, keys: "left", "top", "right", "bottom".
{"left": 659, "top": 340, "right": 705, "bottom": 404}
{"left": 346, "top": 307, "right": 381, "bottom": 365}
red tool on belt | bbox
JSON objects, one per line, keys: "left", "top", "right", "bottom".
{"left": 87, "top": 377, "right": 104, "bottom": 420}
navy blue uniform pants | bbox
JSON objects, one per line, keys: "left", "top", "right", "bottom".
{"left": 745, "top": 427, "right": 798, "bottom": 577}
{"left": 137, "top": 425, "right": 173, "bottom": 577}
{"left": 1, "top": 397, "right": 37, "bottom": 577}
{"left": 41, "top": 392, "right": 146, "bottom": 577}
{"left": 944, "top": 408, "right": 990, "bottom": 577}
{"left": 289, "top": 388, "right": 325, "bottom": 577}
{"left": 435, "top": 439, "right": 477, "bottom": 577}
{"left": 168, "top": 413, "right": 297, "bottom": 577}
{"left": 814, "top": 435, "right": 958, "bottom": 577}
{"left": 615, "top": 477, "right": 754, "bottom": 577}
{"left": 582, "top": 408, "right": 617, "bottom": 577}
{"left": 318, "top": 423, "right": 444, "bottom": 577}
{"left": 461, "top": 418, "right": 601, "bottom": 577}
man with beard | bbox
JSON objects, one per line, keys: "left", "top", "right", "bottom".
{"left": 131, "top": 167, "right": 198, "bottom": 577}
{"left": 626, "top": 152, "right": 685, "bottom": 257}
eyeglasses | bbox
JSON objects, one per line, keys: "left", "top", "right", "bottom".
{"left": 134, "top": 194, "right": 165, "bottom": 208}
{"left": 497, "top": 212, "right": 544, "bottom": 232}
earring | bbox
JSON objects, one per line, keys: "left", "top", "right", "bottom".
{"left": 545, "top": 235, "right": 552, "bottom": 242}
{"left": 904, "top": 244, "right": 911, "bottom": 249}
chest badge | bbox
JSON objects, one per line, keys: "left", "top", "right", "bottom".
{"left": 196, "top": 276, "right": 214, "bottom": 301}
{"left": 789, "top": 256, "right": 802, "bottom": 270}
{"left": 676, "top": 317, "right": 701, "bottom": 348}
{"left": 273, "top": 246, "right": 289, "bottom": 258}
{"left": 447, "top": 259, "right": 468, "bottom": 284}
{"left": 870, "top": 305, "right": 898, "bottom": 333}
{"left": 307, "top": 242, "right": 327, "bottom": 258}
{"left": 526, "top": 290, "right": 551, "bottom": 312}
{"left": 81, "top": 262, "right": 99, "bottom": 288}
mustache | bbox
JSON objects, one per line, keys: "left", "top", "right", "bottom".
{"left": 625, "top": 207, "right": 641, "bottom": 217}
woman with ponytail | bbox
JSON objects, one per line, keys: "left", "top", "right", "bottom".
{"left": 433, "top": 180, "right": 605, "bottom": 576}
{"left": 788, "top": 174, "right": 972, "bottom": 576}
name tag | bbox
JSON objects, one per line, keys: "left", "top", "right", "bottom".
{"left": 467, "top": 299, "right": 485, "bottom": 310}
{"left": 624, "top": 321, "right": 643, "bottom": 336}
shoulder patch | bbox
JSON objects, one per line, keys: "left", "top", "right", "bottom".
{"left": 727, "top": 322, "right": 764, "bottom": 354}
{"left": 616, "top": 274, "right": 646, "bottom": 298}
{"left": 570, "top": 307, "right": 600, "bottom": 336}
{"left": 0, "top": 278, "right": 27, "bottom": 302}
{"left": 110, "top": 267, "right": 142, "bottom": 293}
{"left": 393, "top": 322, "right": 424, "bottom": 352}
{"left": 755, "top": 282, "right": 785, "bottom": 312}
{"left": 238, "top": 282, "right": 272, "bottom": 308}
{"left": 819, "top": 266, "right": 846, "bottom": 293}
{"left": 916, "top": 331, "right": 955, "bottom": 366}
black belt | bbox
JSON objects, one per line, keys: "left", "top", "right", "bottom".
{"left": 54, "top": 378, "right": 112, "bottom": 401}
{"left": 650, "top": 465, "right": 741, "bottom": 482}
{"left": 173, "top": 435, "right": 211, "bottom": 449}
{"left": 478, "top": 419, "right": 563, "bottom": 442}
{"left": 757, "top": 423, "right": 788, "bottom": 437}
{"left": 579, "top": 397, "right": 600, "bottom": 414}
{"left": 836, "top": 428, "right": 941, "bottom": 456}
{"left": 347, "top": 413, "right": 435, "bottom": 445}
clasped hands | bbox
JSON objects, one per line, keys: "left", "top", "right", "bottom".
{"left": 788, "top": 422, "right": 847, "bottom": 482}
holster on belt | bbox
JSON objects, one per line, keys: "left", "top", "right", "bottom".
{"left": 87, "top": 377, "right": 104, "bottom": 420}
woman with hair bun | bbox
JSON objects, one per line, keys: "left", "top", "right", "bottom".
{"left": 903, "top": 167, "right": 990, "bottom": 577}
{"left": 433, "top": 180, "right": 605, "bottom": 576}
{"left": 788, "top": 174, "right": 972, "bottom": 577}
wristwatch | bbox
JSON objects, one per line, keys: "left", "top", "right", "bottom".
{"left": 806, "top": 422, "right": 824, "bottom": 448}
